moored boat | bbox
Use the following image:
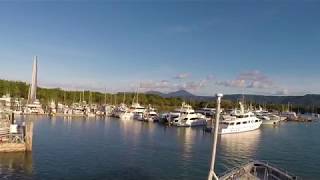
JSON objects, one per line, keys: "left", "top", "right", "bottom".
{"left": 216, "top": 102, "right": 262, "bottom": 134}
{"left": 172, "top": 102, "right": 207, "bottom": 127}
{"left": 208, "top": 94, "right": 298, "bottom": 180}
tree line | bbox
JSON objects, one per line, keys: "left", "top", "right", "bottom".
{"left": 0, "top": 79, "right": 318, "bottom": 113}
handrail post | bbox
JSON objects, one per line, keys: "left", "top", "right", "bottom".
{"left": 208, "top": 93, "right": 223, "bottom": 180}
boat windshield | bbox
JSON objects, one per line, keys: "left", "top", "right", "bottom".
{"left": 236, "top": 115, "right": 249, "bottom": 118}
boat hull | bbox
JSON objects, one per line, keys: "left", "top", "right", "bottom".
{"left": 262, "top": 119, "right": 280, "bottom": 125}
{"left": 220, "top": 121, "right": 262, "bottom": 134}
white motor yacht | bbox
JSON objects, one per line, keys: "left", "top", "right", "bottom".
{"left": 143, "top": 105, "right": 159, "bottom": 122}
{"left": 131, "top": 103, "right": 146, "bottom": 120}
{"left": 24, "top": 99, "right": 45, "bottom": 115}
{"left": 256, "top": 113, "right": 281, "bottom": 125}
{"left": 172, "top": 103, "right": 207, "bottom": 127}
{"left": 281, "top": 111, "right": 297, "bottom": 121}
{"left": 113, "top": 103, "right": 128, "bottom": 118}
{"left": 196, "top": 107, "right": 216, "bottom": 121}
{"left": 219, "top": 102, "right": 262, "bottom": 134}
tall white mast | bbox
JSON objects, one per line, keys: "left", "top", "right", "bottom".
{"left": 123, "top": 92, "right": 126, "bottom": 104}
{"left": 208, "top": 93, "right": 223, "bottom": 180}
{"left": 104, "top": 89, "right": 107, "bottom": 105}
{"left": 29, "top": 56, "right": 38, "bottom": 104}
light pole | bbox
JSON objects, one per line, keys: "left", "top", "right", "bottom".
{"left": 208, "top": 93, "right": 223, "bottom": 180}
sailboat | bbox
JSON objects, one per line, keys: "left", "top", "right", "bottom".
{"left": 49, "top": 100, "right": 57, "bottom": 116}
{"left": 86, "top": 91, "right": 96, "bottom": 118}
{"left": 281, "top": 103, "right": 297, "bottom": 121}
{"left": 24, "top": 56, "right": 44, "bottom": 115}
{"left": 131, "top": 89, "right": 146, "bottom": 120}
{"left": 118, "top": 92, "right": 135, "bottom": 120}
{"left": 103, "top": 90, "right": 114, "bottom": 117}
{"left": 142, "top": 105, "right": 159, "bottom": 122}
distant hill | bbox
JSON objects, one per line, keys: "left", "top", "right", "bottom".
{"left": 146, "top": 90, "right": 320, "bottom": 106}
{"left": 145, "top": 91, "right": 166, "bottom": 97}
{"left": 223, "top": 94, "right": 320, "bottom": 106}
{"left": 146, "top": 90, "right": 203, "bottom": 99}
{"left": 165, "top": 90, "right": 195, "bottom": 98}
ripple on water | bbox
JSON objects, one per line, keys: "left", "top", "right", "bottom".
{"left": 1, "top": 117, "right": 319, "bottom": 179}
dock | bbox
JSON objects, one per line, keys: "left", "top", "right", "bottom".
{"left": 0, "top": 113, "right": 33, "bottom": 153}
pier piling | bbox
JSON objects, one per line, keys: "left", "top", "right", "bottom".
{"left": 25, "top": 121, "right": 33, "bottom": 152}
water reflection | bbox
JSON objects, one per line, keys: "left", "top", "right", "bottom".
{"left": 218, "top": 129, "right": 261, "bottom": 169}
{"left": 177, "top": 128, "right": 197, "bottom": 161}
{"left": 0, "top": 152, "right": 33, "bottom": 179}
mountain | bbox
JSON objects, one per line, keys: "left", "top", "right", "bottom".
{"left": 166, "top": 90, "right": 195, "bottom": 98}
{"left": 146, "top": 90, "right": 320, "bottom": 106}
{"left": 146, "top": 90, "right": 195, "bottom": 98}
{"left": 222, "top": 94, "right": 320, "bottom": 106}
{"left": 145, "top": 91, "right": 166, "bottom": 97}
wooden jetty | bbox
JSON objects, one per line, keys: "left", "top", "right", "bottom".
{"left": 0, "top": 113, "right": 33, "bottom": 153}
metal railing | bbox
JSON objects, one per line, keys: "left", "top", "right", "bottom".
{"left": 218, "top": 160, "right": 299, "bottom": 180}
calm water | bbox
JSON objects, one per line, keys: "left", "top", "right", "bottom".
{"left": 0, "top": 116, "right": 319, "bottom": 179}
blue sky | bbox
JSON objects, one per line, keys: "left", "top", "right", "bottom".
{"left": 1, "top": 1, "right": 320, "bottom": 96}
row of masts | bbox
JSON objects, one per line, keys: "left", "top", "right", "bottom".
{"left": 25, "top": 56, "right": 142, "bottom": 108}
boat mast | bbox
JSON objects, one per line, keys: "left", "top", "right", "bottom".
{"left": 132, "top": 88, "right": 136, "bottom": 105}
{"left": 123, "top": 92, "right": 126, "bottom": 104}
{"left": 208, "top": 93, "right": 223, "bottom": 180}
{"left": 104, "top": 88, "right": 107, "bottom": 105}
{"left": 63, "top": 91, "right": 66, "bottom": 104}
{"left": 136, "top": 87, "right": 139, "bottom": 104}
{"left": 29, "top": 56, "right": 38, "bottom": 104}
{"left": 83, "top": 90, "right": 85, "bottom": 103}
{"left": 27, "top": 85, "right": 31, "bottom": 103}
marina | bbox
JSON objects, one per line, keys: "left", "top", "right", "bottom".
{"left": 1, "top": 2, "right": 320, "bottom": 179}
{"left": 0, "top": 115, "right": 319, "bottom": 179}
{"left": 0, "top": 58, "right": 319, "bottom": 179}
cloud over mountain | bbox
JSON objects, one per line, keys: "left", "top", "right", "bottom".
{"left": 216, "top": 70, "right": 274, "bottom": 89}
{"left": 173, "top": 73, "right": 190, "bottom": 79}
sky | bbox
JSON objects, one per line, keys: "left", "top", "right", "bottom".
{"left": 0, "top": 1, "right": 320, "bottom": 96}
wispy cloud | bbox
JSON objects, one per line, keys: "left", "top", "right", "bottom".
{"left": 216, "top": 70, "right": 274, "bottom": 89}
{"left": 216, "top": 79, "right": 246, "bottom": 88}
{"left": 139, "top": 74, "right": 211, "bottom": 92}
{"left": 206, "top": 74, "right": 215, "bottom": 81}
{"left": 273, "top": 89, "right": 289, "bottom": 96}
{"left": 39, "top": 79, "right": 108, "bottom": 92}
{"left": 140, "top": 80, "right": 170, "bottom": 90}
{"left": 174, "top": 73, "right": 190, "bottom": 79}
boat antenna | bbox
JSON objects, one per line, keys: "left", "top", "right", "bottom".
{"left": 208, "top": 93, "right": 223, "bottom": 180}
{"left": 136, "top": 87, "right": 139, "bottom": 104}
{"left": 27, "top": 84, "right": 31, "bottom": 104}
{"left": 110, "top": 93, "right": 113, "bottom": 106}
{"left": 104, "top": 88, "right": 107, "bottom": 105}
{"left": 64, "top": 91, "right": 66, "bottom": 104}
{"left": 83, "top": 90, "right": 85, "bottom": 103}
{"left": 123, "top": 92, "right": 126, "bottom": 104}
